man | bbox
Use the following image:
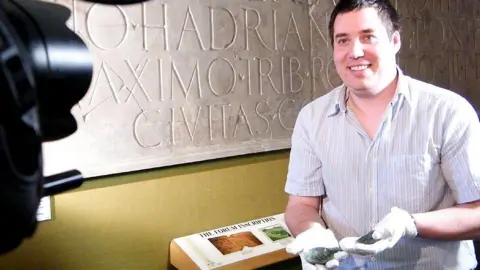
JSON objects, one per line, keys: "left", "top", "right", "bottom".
{"left": 283, "top": 0, "right": 480, "bottom": 269}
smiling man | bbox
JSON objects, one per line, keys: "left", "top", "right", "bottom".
{"left": 283, "top": 0, "right": 480, "bottom": 269}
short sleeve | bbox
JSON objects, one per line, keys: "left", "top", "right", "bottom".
{"left": 285, "top": 106, "right": 325, "bottom": 196}
{"left": 440, "top": 97, "right": 480, "bottom": 204}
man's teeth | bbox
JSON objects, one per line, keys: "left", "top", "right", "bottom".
{"left": 350, "top": 65, "right": 369, "bottom": 71}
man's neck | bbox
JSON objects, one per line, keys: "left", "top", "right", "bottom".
{"left": 348, "top": 75, "right": 399, "bottom": 114}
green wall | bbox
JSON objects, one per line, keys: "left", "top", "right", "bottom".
{"left": 0, "top": 151, "right": 291, "bottom": 270}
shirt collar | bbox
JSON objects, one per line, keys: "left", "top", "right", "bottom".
{"left": 327, "top": 85, "right": 348, "bottom": 117}
{"left": 327, "top": 66, "right": 410, "bottom": 117}
{"left": 392, "top": 67, "right": 411, "bottom": 106}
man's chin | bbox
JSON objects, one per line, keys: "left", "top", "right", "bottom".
{"left": 347, "top": 81, "right": 375, "bottom": 91}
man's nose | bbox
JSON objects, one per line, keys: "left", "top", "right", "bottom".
{"left": 349, "top": 40, "right": 364, "bottom": 59}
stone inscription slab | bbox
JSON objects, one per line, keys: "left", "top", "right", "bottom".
{"left": 42, "top": 0, "right": 480, "bottom": 178}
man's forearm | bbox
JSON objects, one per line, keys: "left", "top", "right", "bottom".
{"left": 285, "top": 203, "right": 325, "bottom": 237}
{"left": 412, "top": 200, "right": 480, "bottom": 240}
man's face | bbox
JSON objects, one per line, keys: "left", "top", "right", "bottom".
{"left": 332, "top": 7, "right": 401, "bottom": 95}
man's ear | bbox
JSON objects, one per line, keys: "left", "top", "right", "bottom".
{"left": 392, "top": 31, "right": 401, "bottom": 54}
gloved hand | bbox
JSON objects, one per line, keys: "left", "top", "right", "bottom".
{"left": 339, "top": 207, "right": 417, "bottom": 256}
{"left": 286, "top": 223, "right": 349, "bottom": 270}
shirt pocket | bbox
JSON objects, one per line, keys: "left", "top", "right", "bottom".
{"left": 380, "top": 154, "right": 435, "bottom": 212}
{"left": 386, "top": 154, "right": 433, "bottom": 184}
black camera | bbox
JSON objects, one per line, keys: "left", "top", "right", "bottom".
{"left": 0, "top": 0, "right": 148, "bottom": 255}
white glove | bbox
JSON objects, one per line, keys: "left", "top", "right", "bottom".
{"left": 286, "top": 223, "right": 349, "bottom": 270}
{"left": 339, "top": 207, "right": 417, "bottom": 256}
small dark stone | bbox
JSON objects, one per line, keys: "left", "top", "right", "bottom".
{"left": 356, "top": 230, "right": 379, "bottom": 245}
{"left": 304, "top": 247, "right": 341, "bottom": 265}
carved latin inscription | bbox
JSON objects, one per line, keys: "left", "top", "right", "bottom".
{"left": 42, "top": 0, "right": 479, "bottom": 178}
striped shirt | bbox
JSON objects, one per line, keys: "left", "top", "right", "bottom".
{"left": 285, "top": 67, "right": 480, "bottom": 269}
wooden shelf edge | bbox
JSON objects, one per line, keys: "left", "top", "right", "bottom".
{"left": 169, "top": 241, "right": 297, "bottom": 270}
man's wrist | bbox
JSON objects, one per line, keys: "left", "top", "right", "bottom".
{"left": 408, "top": 213, "right": 419, "bottom": 237}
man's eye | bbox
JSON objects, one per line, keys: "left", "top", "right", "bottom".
{"left": 364, "top": 35, "right": 376, "bottom": 41}
{"left": 337, "top": 39, "right": 347, "bottom": 44}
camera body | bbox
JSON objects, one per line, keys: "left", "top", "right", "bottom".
{"left": 0, "top": 0, "right": 148, "bottom": 255}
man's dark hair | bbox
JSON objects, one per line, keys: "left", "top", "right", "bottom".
{"left": 328, "top": 0, "right": 401, "bottom": 46}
